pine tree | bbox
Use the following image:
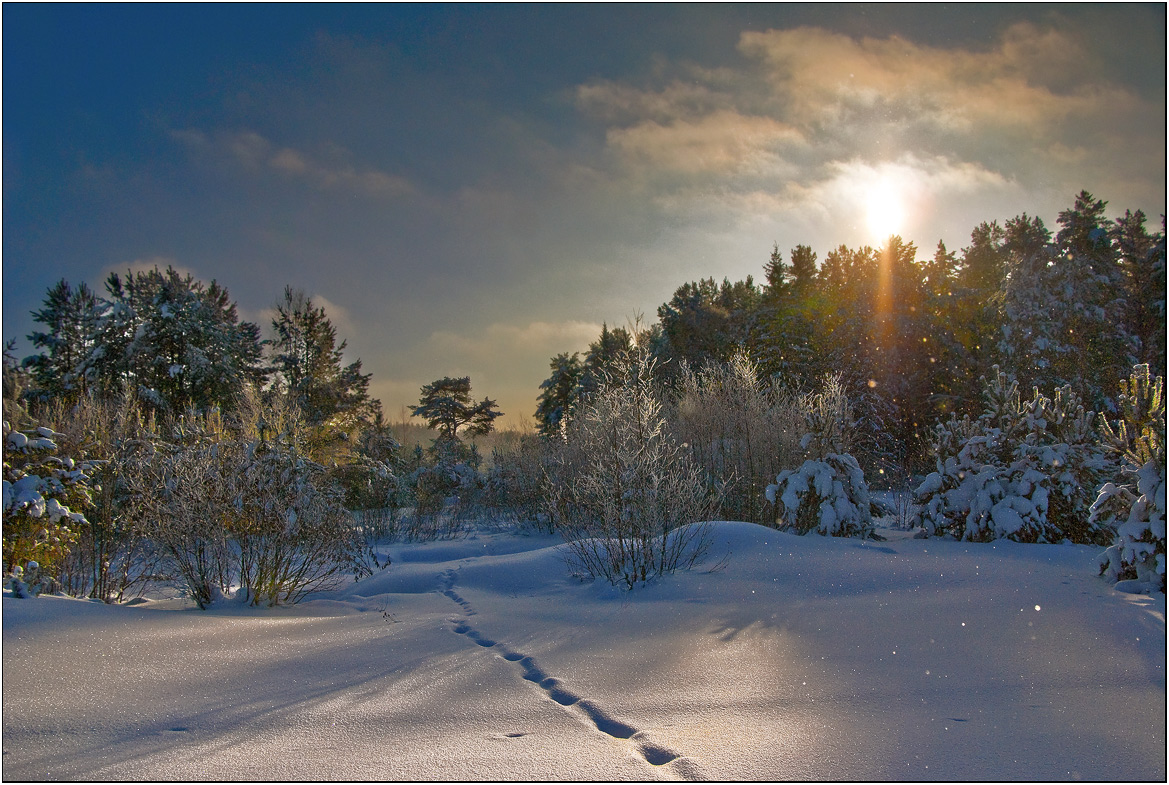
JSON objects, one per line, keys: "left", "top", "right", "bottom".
{"left": 752, "top": 244, "right": 816, "bottom": 382}
{"left": 788, "top": 244, "right": 817, "bottom": 301}
{"left": 1112, "top": 210, "right": 1167, "bottom": 376}
{"left": 577, "top": 323, "right": 634, "bottom": 400}
{"left": 412, "top": 376, "right": 502, "bottom": 441}
{"left": 762, "top": 244, "right": 788, "bottom": 303}
{"left": 268, "top": 287, "right": 379, "bottom": 447}
{"left": 1000, "top": 193, "right": 1135, "bottom": 411}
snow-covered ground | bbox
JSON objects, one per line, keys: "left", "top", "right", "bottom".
{"left": 3, "top": 521, "right": 1165, "bottom": 781}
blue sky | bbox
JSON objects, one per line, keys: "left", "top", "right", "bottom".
{"left": 4, "top": 4, "right": 1165, "bottom": 426}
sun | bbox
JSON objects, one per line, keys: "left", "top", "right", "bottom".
{"left": 864, "top": 175, "right": 906, "bottom": 242}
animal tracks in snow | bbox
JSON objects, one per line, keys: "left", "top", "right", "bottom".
{"left": 436, "top": 569, "right": 692, "bottom": 776}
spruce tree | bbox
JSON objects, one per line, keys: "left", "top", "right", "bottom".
{"left": 24, "top": 279, "right": 99, "bottom": 402}
{"left": 535, "top": 352, "right": 583, "bottom": 437}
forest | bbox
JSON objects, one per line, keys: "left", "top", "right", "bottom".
{"left": 3, "top": 190, "right": 1166, "bottom": 604}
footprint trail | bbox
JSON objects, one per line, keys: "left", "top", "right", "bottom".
{"left": 436, "top": 569, "right": 694, "bottom": 776}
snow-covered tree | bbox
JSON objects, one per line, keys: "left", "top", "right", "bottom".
{"left": 78, "top": 267, "right": 265, "bottom": 413}
{"left": 1092, "top": 365, "right": 1165, "bottom": 592}
{"left": 765, "top": 375, "right": 875, "bottom": 538}
{"left": 3, "top": 421, "right": 95, "bottom": 594}
{"left": 23, "top": 279, "right": 100, "bottom": 403}
{"left": 534, "top": 352, "right": 583, "bottom": 437}
{"left": 1112, "top": 210, "right": 1166, "bottom": 377}
{"left": 913, "top": 367, "right": 1112, "bottom": 543}
{"left": 999, "top": 193, "right": 1136, "bottom": 412}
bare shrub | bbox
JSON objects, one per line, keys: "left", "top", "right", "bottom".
{"left": 46, "top": 391, "right": 169, "bottom": 602}
{"left": 670, "top": 351, "right": 804, "bottom": 523}
{"left": 124, "top": 435, "right": 232, "bottom": 609}
{"left": 118, "top": 391, "right": 378, "bottom": 608}
{"left": 546, "top": 354, "right": 720, "bottom": 588}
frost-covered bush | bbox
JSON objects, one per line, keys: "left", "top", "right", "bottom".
{"left": 765, "top": 375, "right": 874, "bottom": 537}
{"left": 45, "top": 392, "right": 168, "bottom": 603}
{"left": 3, "top": 421, "right": 94, "bottom": 592}
{"left": 484, "top": 434, "right": 552, "bottom": 529}
{"left": 913, "top": 367, "right": 1112, "bottom": 543}
{"left": 671, "top": 351, "right": 804, "bottom": 524}
{"left": 123, "top": 400, "right": 378, "bottom": 608}
{"left": 227, "top": 440, "right": 368, "bottom": 606}
{"left": 1092, "top": 365, "right": 1165, "bottom": 592}
{"left": 547, "top": 353, "right": 719, "bottom": 588}
{"left": 402, "top": 436, "right": 484, "bottom": 539}
{"left": 125, "top": 434, "right": 233, "bottom": 609}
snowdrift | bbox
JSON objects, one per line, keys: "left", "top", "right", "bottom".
{"left": 3, "top": 522, "right": 1165, "bottom": 780}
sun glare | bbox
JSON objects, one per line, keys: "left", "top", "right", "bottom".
{"left": 865, "top": 176, "right": 905, "bottom": 242}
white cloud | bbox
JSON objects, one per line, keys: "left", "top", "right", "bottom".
{"left": 99, "top": 256, "right": 198, "bottom": 285}
{"left": 606, "top": 111, "right": 803, "bottom": 175}
{"left": 172, "top": 128, "right": 413, "bottom": 198}
{"left": 429, "top": 320, "right": 601, "bottom": 361}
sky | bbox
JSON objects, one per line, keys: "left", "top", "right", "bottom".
{"left": 4, "top": 4, "right": 1165, "bottom": 428}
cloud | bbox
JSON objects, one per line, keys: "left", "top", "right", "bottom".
{"left": 605, "top": 110, "right": 803, "bottom": 176}
{"left": 428, "top": 320, "right": 601, "bottom": 364}
{"left": 171, "top": 128, "right": 414, "bottom": 198}
{"left": 574, "top": 19, "right": 1160, "bottom": 213}
{"left": 735, "top": 22, "right": 1130, "bottom": 136}
{"left": 99, "top": 256, "right": 199, "bottom": 284}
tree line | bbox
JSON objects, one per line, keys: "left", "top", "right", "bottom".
{"left": 4, "top": 190, "right": 1164, "bottom": 600}
{"left": 2, "top": 268, "right": 512, "bottom": 603}
{"left": 535, "top": 191, "right": 1166, "bottom": 483}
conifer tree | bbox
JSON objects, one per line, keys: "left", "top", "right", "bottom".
{"left": 268, "top": 287, "right": 379, "bottom": 445}
{"left": 412, "top": 376, "right": 502, "bottom": 441}
{"left": 788, "top": 244, "right": 818, "bottom": 301}
{"left": 81, "top": 267, "right": 264, "bottom": 413}
{"left": 1000, "top": 192, "right": 1135, "bottom": 411}
{"left": 535, "top": 352, "right": 583, "bottom": 437}
{"left": 1112, "top": 210, "right": 1167, "bottom": 376}
{"left": 577, "top": 323, "right": 634, "bottom": 399}
{"left": 24, "top": 280, "right": 99, "bottom": 403}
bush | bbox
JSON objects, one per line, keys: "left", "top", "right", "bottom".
{"left": 46, "top": 392, "right": 169, "bottom": 603}
{"left": 1092, "top": 365, "right": 1165, "bottom": 591}
{"left": 124, "top": 432, "right": 233, "bottom": 609}
{"left": 484, "top": 434, "right": 553, "bottom": 530}
{"left": 913, "top": 367, "right": 1113, "bottom": 543}
{"left": 765, "top": 375, "right": 875, "bottom": 538}
{"left": 671, "top": 351, "right": 804, "bottom": 523}
{"left": 546, "top": 354, "right": 719, "bottom": 588}
{"left": 228, "top": 441, "right": 369, "bottom": 606}
{"left": 121, "top": 396, "right": 380, "bottom": 608}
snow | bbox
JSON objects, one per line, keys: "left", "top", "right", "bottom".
{"left": 3, "top": 522, "right": 1165, "bottom": 781}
